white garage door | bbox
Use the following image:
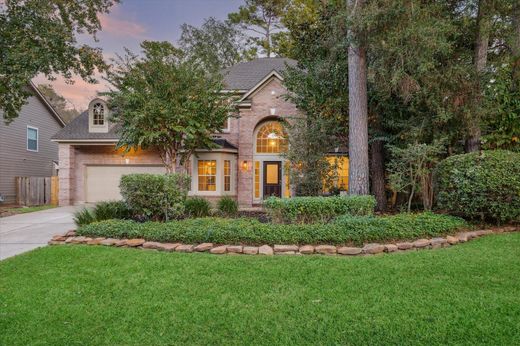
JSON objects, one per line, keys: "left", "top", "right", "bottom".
{"left": 85, "top": 165, "right": 166, "bottom": 203}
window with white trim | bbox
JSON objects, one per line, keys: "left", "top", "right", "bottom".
{"left": 224, "top": 160, "right": 231, "bottom": 191}
{"left": 198, "top": 160, "right": 217, "bottom": 191}
{"left": 27, "top": 127, "right": 38, "bottom": 152}
{"left": 92, "top": 103, "right": 105, "bottom": 125}
{"left": 222, "top": 117, "right": 230, "bottom": 132}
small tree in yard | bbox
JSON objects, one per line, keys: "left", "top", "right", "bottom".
{"left": 104, "top": 41, "right": 234, "bottom": 173}
{"left": 387, "top": 141, "right": 445, "bottom": 212}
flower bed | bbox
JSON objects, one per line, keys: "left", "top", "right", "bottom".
{"left": 76, "top": 212, "right": 468, "bottom": 246}
{"left": 51, "top": 226, "right": 519, "bottom": 256}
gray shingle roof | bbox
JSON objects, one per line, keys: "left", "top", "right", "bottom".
{"left": 52, "top": 111, "right": 238, "bottom": 150}
{"left": 54, "top": 58, "right": 297, "bottom": 141}
{"left": 52, "top": 111, "right": 120, "bottom": 140}
{"left": 222, "top": 57, "right": 297, "bottom": 90}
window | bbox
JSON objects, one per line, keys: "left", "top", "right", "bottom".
{"left": 256, "top": 121, "right": 288, "bottom": 153}
{"left": 324, "top": 156, "right": 349, "bottom": 192}
{"left": 222, "top": 117, "right": 230, "bottom": 132}
{"left": 92, "top": 103, "right": 105, "bottom": 125}
{"left": 254, "top": 161, "right": 260, "bottom": 198}
{"left": 198, "top": 160, "right": 217, "bottom": 191}
{"left": 284, "top": 164, "right": 290, "bottom": 198}
{"left": 224, "top": 160, "right": 231, "bottom": 191}
{"left": 27, "top": 127, "right": 38, "bottom": 152}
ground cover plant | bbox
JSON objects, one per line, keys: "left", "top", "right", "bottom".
{"left": 77, "top": 212, "right": 467, "bottom": 246}
{"left": 1, "top": 234, "right": 520, "bottom": 345}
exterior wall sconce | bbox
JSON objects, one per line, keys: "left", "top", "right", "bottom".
{"left": 241, "top": 160, "right": 251, "bottom": 172}
{"left": 270, "top": 108, "right": 276, "bottom": 115}
{"left": 125, "top": 158, "right": 130, "bottom": 164}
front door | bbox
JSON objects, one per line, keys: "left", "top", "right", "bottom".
{"left": 263, "top": 161, "right": 282, "bottom": 198}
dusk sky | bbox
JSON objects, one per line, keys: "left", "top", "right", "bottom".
{"left": 33, "top": 0, "right": 244, "bottom": 111}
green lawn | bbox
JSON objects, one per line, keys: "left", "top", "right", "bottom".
{"left": 0, "top": 205, "right": 55, "bottom": 217}
{"left": 1, "top": 234, "right": 519, "bottom": 345}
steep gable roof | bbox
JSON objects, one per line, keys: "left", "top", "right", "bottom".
{"left": 29, "top": 82, "right": 66, "bottom": 127}
{"left": 222, "top": 58, "right": 296, "bottom": 91}
{"left": 52, "top": 111, "right": 120, "bottom": 140}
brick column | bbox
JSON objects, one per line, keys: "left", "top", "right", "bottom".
{"left": 58, "top": 144, "right": 75, "bottom": 206}
{"left": 237, "top": 114, "right": 254, "bottom": 208}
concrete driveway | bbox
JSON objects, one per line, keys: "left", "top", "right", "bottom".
{"left": 0, "top": 206, "right": 77, "bottom": 260}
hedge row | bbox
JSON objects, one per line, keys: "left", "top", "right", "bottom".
{"left": 264, "top": 195, "right": 376, "bottom": 224}
{"left": 77, "top": 212, "right": 467, "bottom": 246}
{"left": 435, "top": 150, "right": 520, "bottom": 223}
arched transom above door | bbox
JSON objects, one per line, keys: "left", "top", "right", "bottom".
{"left": 255, "top": 121, "right": 288, "bottom": 154}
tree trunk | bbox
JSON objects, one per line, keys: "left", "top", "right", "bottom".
{"left": 465, "top": 0, "right": 491, "bottom": 152}
{"left": 512, "top": 1, "right": 520, "bottom": 91}
{"left": 420, "top": 173, "right": 433, "bottom": 211}
{"left": 370, "top": 138, "right": 386, "bottom": 211}
{"left": 347, "top": 0, "right": 370, "bottom": 195}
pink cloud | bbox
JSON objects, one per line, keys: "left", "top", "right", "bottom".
{"left": 33, "top": 74, "right": 110, "bottom": 111}
{"left": 99, "top": 13, "right": 147, "bottom": 38}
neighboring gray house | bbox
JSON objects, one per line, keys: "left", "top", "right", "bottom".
{"left": 0, "top": 83, "right": 65, "bottom": 204}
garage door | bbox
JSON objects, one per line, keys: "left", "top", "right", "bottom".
{"left": 85, "top": 165, "right": 166, "bottom": 203}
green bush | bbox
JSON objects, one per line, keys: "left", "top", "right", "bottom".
{"left": 93, "top": 201, "right": 132, "bottom": 221}
{"left": 435, "top": 150, "right": 520, "bottom": 223}
{"left": 77, "top": 212, "right": 467, "bottom": 246}
{"left": 184, "top": 197, "right": 211, "bottom": 218}
{"left": 120, "top": 173, "right": 190, "bottom": 221}
{"left": 217, "top": 196, "right": 238, "bottom": 217}
{"left": 264, "top": 195, "right": 376, "bottom": 224}
{"left": 73, "top": 201, "right": 132, "bottom": 226}
{"left": 73, "top": 208, "right": 95, "bottom": 227}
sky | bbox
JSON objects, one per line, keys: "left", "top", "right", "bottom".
{"left": 33, "top": 0, "right": 244, "bottom": 111}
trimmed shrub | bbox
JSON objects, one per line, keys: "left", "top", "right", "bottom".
{"left": 217, "top": 196, "right": 238, "bottom": 217}
{"left": 120, "top": 173, "right": 190, "bottom": 221}
{"left": 264, "top": 195, "right": 376, "bottom": 224}
{"left": 77, "top": 212, "right": 467, "bottom": 246}
{"left": 435, "top": 150, "right": 520, "bottom": 223}
{"left": 184, "top": 197, "right": 211, "bottom": 218}
{"left": 73, "top": 201, "right": 132, "bottom": 226}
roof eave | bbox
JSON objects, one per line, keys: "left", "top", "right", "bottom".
{"left": 29, "top": 81, "right": 66, "bottom": 127}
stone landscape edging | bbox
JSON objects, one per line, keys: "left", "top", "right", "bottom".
{"left": 48, "top": 226, "right": 519, "bottom": 256}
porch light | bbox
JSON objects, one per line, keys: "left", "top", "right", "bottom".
{"left": 241, "top": 160, "right": 251, "bottom": 172}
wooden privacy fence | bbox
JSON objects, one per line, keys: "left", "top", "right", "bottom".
{"left": 16, "top": 176, "right": 59, "bottom": 206}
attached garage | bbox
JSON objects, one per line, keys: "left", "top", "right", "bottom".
{"left": 85, "top": 165, "right": 166, "bottom": 203}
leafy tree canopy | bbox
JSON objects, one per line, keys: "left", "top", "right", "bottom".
{"left": 179, "top": 17, "right": 257, "bottom": 73}
{"left": 0, "top": 0, "right": 117, "bottom": 123}
{"left": 228, "top": 0, "right": 288, "bottom": 57}
{"left": 104, "top": 41, "right": 235, "bottom": 173}
{"left": 37, "top": 84, "right": 80, "bottom": 124}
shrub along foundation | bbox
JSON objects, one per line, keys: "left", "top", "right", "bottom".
{"left": 50, "top": 226, "right": 518, "bottom": 256}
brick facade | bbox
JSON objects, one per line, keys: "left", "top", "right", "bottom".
{"left": 57, "top": 74, "right": 299, "bottom": 207}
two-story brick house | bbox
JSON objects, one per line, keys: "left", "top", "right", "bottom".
{"left": 52, "top": 58, "right": 348, "bottom": 207}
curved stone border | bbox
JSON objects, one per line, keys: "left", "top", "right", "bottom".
{"left": 49, "top": 226, "right": 518, "bottom": 256}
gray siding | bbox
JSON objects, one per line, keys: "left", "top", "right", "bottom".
{"left": 0, "top": 96, "right": 62, "bottom": 203}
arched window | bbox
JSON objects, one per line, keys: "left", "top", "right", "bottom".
{"left": 255, "top": 121, "right": 288, "bottom": 153}
{"left": 93, "top": 103, "right": 105, "bottom": 125}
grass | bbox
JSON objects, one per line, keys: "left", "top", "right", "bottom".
{"left": 0, "top": 205, "right": 55, "bottom": 217}
{"left": 1, "top": 234, "right": 520, "bottom": 345}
